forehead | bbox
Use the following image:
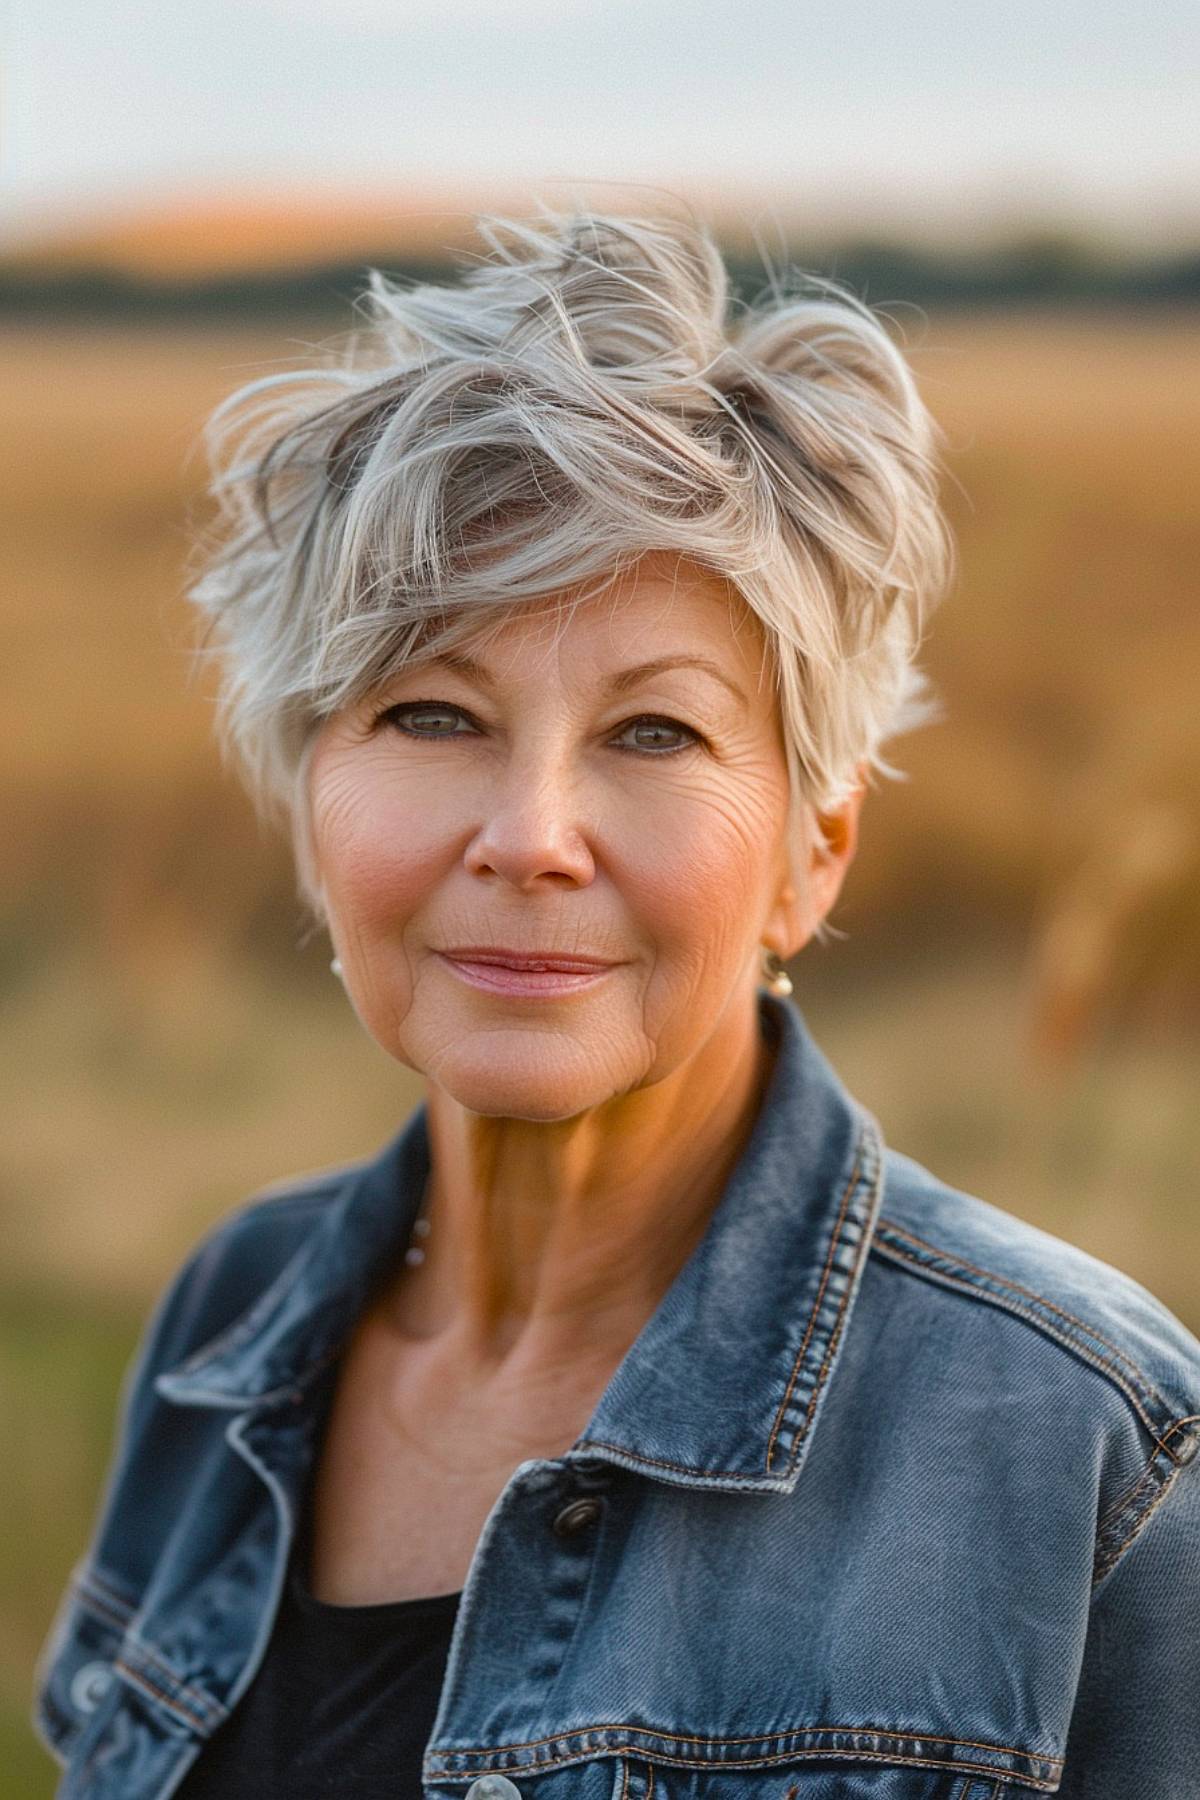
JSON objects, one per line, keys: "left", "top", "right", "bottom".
{"left": 432, "top": 552, "right": 769, "bottom": 688}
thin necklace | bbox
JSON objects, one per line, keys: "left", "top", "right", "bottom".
{"left": 404, "top": 1177, "right": 433, "bottom": 1268}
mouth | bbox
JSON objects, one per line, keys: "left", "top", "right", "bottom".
{"left": 437, "top": 951, "right": 617, "bottom": 997}
{"left": 439, "top": 948, "right": 617, "bottom": 972}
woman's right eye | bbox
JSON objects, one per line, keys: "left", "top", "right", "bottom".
{"left": 373, "top": 701, "right": 474, "bottom": 736}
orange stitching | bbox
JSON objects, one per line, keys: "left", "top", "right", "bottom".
{"left": 875, "top": 1219, "right": 1167, "bottom": 1413}
{"left": 434, "top": 1721, "right": 1061, "bottom": 1762}
{"left": 618, "top": 1758, "right": 629, "bottom": 1800}
{"left": 113, "top": 1660, "right": 211, "bottom": 1734}
{"left": 1162, "top": 1414, "right": 1200, "bottom": 1457}
{"left": 119, "top": 1639, "right": 223, "bottom": 1723}
{"left": 69, "top": 1586, "right": 130, "bottom": 1635}
{"left": 766, "top": 1140, "right": 864, "bottom": 1472}
{"left": 872, "top": 1233, "right": 1163, "bottom": 1441}
{"left": 439, "top": 1746, "right": 1054, "bottom": 1788}
{"left": 645, "top": 1760, "right": 654, "bottom": 1799}
{"left": 788, "top": 1182, "right": 871, "bottom": 1476}
{"left": 77, "top": 1567, "right": 138, "bottom": 1615}
{"left": 1095, "top": 1464, "right": 1181, "bottom": 1582}
{"left": 1097, "top": 1452, "right": 1165, "bottom": 1539}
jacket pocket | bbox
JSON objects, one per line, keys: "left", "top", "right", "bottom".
{"left": 619, "top": 1764, "right": 1004, "bottom": 1798}
{"left": 31, "top": 1559, "right": 137, "bottom": 1767}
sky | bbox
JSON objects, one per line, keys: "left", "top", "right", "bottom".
{"left": 6, "top": 0, "right": 1198, "bottom": 251}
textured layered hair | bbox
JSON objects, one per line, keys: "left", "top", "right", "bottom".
{"left": 185, "top": 205, "right": 954, "bottom": 938}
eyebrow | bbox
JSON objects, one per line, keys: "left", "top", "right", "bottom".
{"left": 425, "top": 650, "right": 749, "bottom": 712}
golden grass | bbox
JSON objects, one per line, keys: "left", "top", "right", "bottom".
{"left": 2, "top": 313, "right": 1199, "bottom": 1792}
{"left": 1, "top": 311, "right": 1197, "bottom": 1314}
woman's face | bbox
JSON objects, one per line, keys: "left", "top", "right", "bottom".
{"left": 305, "top": 552, "right": 840, "bottom": 1119}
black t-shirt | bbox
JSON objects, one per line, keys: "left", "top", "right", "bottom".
{"left": 174, "top": 1475, "right": 461, "bottom": 1796}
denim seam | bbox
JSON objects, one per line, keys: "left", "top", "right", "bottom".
{"left": 113, "top": 1657, "right": 212, "bottom": 1735}
{"left": 117, "top": 1634, "right": 229, "bottom": 1730}
{"left": 1161, "top": 1411, "right": 1200, "bottom": 1451}
{"left": 871, "top": 1227, "right": 1175, "bottom": 1449}
{"left": 785, "top": 1148, "right": 875, "bottom": 1481}
{"left": 874, "top": 1220, "right": 1165, "bottom": 1412}
{"left": 573, "top": 1440, "right": 788, "bottom": 1481}
{"left": 70, "top": 1574, "right": 137, "bottom": 1634}
{"left": 75, "top": 1562, "right": 140, "bottom": 1615}
{"left": 431, "top": 1721, "right": 1061, "bottom": 1761}
{"left": 1095, "top": 1440, "right": 1174, "bottom": 1543}
{"left": 765, "top": 1135, "right": 864, "bottom": 1473}
{"left": 433, "top": 1745, "right": 1057, "bottom": 1788}
{"left": 1093, "top": 1455, "right": 1184, "bottom": 1586}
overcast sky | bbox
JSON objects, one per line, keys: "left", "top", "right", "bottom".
{"left": 6, "top": 0, "right": 1198, "bottom": 248}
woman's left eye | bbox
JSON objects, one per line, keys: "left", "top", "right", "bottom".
{"left": 372, "top": 702, "right": 700, "bottom": 756}
{"left": 613, "top": 715, "right": 701, "bottom": 754}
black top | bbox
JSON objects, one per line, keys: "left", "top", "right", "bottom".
{"left": 174, "top": 1479, "right": 462, "bottom": 1797}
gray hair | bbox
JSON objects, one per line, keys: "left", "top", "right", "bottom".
{"left": 184, "top": 204, "right": 954, "bottom": 941}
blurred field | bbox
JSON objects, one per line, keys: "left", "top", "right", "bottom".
{"left": 2, "top": 311, "right": 1199, "bottom": 1792}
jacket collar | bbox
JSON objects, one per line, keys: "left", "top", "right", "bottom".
{"left": 156, "top": 991, "right": 885, "bottom": 1494}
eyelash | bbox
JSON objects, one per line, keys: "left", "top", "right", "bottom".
{"left": 371, "top": 700, "right": 702, "bottom": 756}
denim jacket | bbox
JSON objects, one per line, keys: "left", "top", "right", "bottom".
{"left": 32, "top": 991, "right": 1200, "bottom": 1799}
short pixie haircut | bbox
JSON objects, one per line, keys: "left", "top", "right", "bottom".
{"left": 185, "top": 205, "right": 954, "bottom": 941}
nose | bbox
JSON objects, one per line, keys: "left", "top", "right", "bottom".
{"left": 462, "top": 760, "right": 597, "bottom": 891}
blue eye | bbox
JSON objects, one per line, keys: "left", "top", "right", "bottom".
{"left": 613, "top": 716, "right": 699, "bottom": 754}
{"left": 374, "top": 702, "right": 700, "bottom": 756}
{"left": 376, "top": 701, "right": 471, "bottom": 738}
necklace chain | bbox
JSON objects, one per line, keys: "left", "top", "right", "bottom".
{"left": 404, "top": 1178, "right": 432, "bottom": 1267}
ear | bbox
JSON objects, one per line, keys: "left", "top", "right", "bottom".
{"left": 764, "top": 773, "right": 866, "bottom": 961}
{"left": 805, "top": 783, "right": 864, "bottom": 934}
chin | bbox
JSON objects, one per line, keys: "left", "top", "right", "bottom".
{"left": 420, "top": 1028, "right": 644, "bottom": 1121}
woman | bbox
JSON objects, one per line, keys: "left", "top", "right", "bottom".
{"left": 33, "top": 209, "right": 1200, "bottom": 1799}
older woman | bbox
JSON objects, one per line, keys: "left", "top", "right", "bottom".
{"left": 33, "top": 210, "right": 1200, "bottom": 1800}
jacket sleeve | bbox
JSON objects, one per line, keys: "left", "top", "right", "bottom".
{"left": 30, "top": 1230, "right": 225, "bottom": 1769}
{"left": 30, "top": 1200, "right": 305, "bottom": 1770}
{"left": 1057, "top": 1451, "right": 1200, "bottom": 1796}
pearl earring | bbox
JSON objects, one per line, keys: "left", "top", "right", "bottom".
{"left": 761, "top": 947, "right": 793, "bottom": 998}
{"left": 330, "top": 957, "right": 343, "bottom": 979}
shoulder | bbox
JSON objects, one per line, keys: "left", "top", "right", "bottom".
{"left": 868, "top": 1142, "right": 1200, "bottom": 1469}
{"left": 131, "top": 1156, "right": 363, "bottom": 1395}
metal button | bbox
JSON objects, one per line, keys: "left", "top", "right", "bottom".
{"left": 69, "top": 1660, "right": 114, "bottom": 1714}
{"left": 464, "top": 1779, "right": 522, "bottom": 1799}
{"left": 552, "top": 1496, "right": 603, "bottom": 1537}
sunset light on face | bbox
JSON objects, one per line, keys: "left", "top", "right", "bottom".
{"left": 305, "top": 555, "right": 826, "bottom": 1124}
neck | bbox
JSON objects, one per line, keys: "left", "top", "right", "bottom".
{"left": 381, "top": 990, "right": 777, "bottom": 1376}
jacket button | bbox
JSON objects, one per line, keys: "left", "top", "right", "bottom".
{"left": 552, "top": 1496, "right": 603, "bottom": 1537}
{"left": 69, "top": 1661, "right": 114, "bottom": 1714}
{"left": 465, "top": 1780, "right": 522, "bottom": 1799}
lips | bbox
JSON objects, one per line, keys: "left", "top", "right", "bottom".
{"left": 440, "top": 948, "right": 617, "bottom": 972}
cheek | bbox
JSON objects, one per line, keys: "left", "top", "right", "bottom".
{"left": 615, "top": 761, "right": 787, "bottom": 944}
{"left": 310, "top": 760, "right": 440, "bottom": 927}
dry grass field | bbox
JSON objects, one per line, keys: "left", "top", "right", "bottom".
{"left": 2, "top": 310, "right": 1198, "bottom": 1792}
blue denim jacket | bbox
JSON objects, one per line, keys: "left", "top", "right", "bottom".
{"left": 32, "top": 991, "right": 1200, "bottom": 1798}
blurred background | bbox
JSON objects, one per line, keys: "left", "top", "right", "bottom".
{"left": 3, "top": 0, "right": 1198, "bottom": 1788}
